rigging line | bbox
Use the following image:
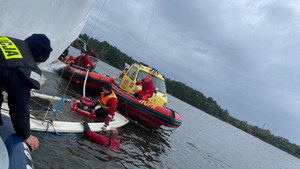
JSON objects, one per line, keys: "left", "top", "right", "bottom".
{"left": 63, "top": 57, "right": 84, "bottom": 95}
{"left": 53, "top": 63, "right": 66, "bottom": 97}
{"left": 28, "top": 95, "right": 55, "bottom": 120}
{"left": 86, "top": 0, "right": 107, "bottom": 46}
{"left": 121, "top": 112, "right": 150, "bottom": 131}
{"left": 29, "top": 116, "right": 59, "bottom": 135}
{"left": 51, "top": 53, "right": 83, "bottom": 98}
{"left": 29, "top": 98, "right": 51, "bottom": 111}
{"left": 1, "top": 102, "right": 58, "bottom": 134}
{"left": 121, "top": 98, "right": 150, "bottom": 131}
{"left": 141, "top": 0, "right": 158, "bottom": 58}
{"left": 52, "top": 58, "right": 84, "bottom": 116}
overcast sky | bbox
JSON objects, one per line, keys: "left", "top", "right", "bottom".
{"left": 82, "top": 0, "right": 300, "bottom": 144}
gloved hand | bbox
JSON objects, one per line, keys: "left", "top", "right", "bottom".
{"left": 104, "top": 122, "right": 109, "bottom": 127}
{"left": 68, "top": 60, "right": 74, "bottom": 65}
{"left": 81, "top": 121, "right": 90, "bottom": 133}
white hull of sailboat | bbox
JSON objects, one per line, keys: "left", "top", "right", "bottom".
{"left": 1, "top": 93, "right": 129, "bottom": 133}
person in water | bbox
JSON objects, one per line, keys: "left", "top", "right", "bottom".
{"left": 89, "top": 83, "right": 117, "bottom": 130}
{"left": 0, "top": 34, "right": 53, "bottom": 151}
{"left": 71, "top": 49, "right": 93, "bottom": 71}
{"left": 134, "top": 74, "right": 154, "bottom": 100}
{"left": 80, "top": 121, "right": 120, "bottom": 149}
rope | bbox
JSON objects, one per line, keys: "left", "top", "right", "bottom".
{"left": 116, "top": 97, "right": 150, "bottom": 131}
{"left": 30, "top": 115, "right": 59, "bottom": 135}
{"left": 53, "top": 63, "right": 66, "bottom": 97}
{"left": 29, "top": 99, "right": 50, "bottom": 111}
{"left": 141, "top": 0, "right": 158, "bottom": 58}
{"left": 50, "top": 49, "right": 85, "bottom": 99}
{"left": 62, "top": 57, "right": 83, "bottom": 95}
{"left": 121, "top": 112, "right": 150, "bottom": 131}
{"left": 86, "top": 0, "right": 107, "bottom": 46}
{"left": 30, "top": 92, "right": 58, "bottom": 120}
{"left": 0, "top": 107, "right": 59, "bottom": 135}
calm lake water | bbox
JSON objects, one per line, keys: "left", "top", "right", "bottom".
{"left": 31, "top": 49, "right": 300, "bottom": 169}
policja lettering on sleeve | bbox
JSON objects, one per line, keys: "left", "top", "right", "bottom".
{"left": 0, "top": 36, "right": 23, "bottom": 59}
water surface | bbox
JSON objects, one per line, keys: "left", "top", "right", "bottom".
{"left": 32, "top": 49, "right": 300, "bottom": 169}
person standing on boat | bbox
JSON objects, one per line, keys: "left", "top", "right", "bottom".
{"left": 119, "top": 63, "right": 130, "bottom": 78}
{"left": 71, "top": 49, "right": 93, "bottom": 71}
{"left": 0, "top": 34, "right": 52, "bottom": 151}
{"left": 134, "top": 74, "right": 154, "bottom": 100}
{"left": 89, "top": 83, "right": 117, "bottom": 129}
{"left": 80, "top": 121, "right": 120, "bottom": 149}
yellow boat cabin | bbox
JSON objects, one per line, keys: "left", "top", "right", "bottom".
{"left": 119, "top": 62, "right": 167, "bottom": 107}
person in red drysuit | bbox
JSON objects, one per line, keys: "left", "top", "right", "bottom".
{"left": 80, "top": 121, "right": 119, "bottom": 149}
{"left": 134, "top": 74, "right": 154, "bottom": 100}
{"left": 71, "top": 49, "right": 93, "bottom": 71}
{"left": 89, "top": 83, "right": 117, "bottom": 129}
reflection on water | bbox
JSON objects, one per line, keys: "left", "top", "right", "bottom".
{"left": 118, "top": 125, "right": 171, "bottom": 169}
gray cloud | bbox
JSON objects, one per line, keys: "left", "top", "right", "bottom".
{"left": 82, "top": 0, "right": 300, "bottom": 144}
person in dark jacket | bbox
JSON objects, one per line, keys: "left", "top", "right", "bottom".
{"left": 0, "top": 34, "right": 52, "bottom": 151}
{"left": 134, "top": 74, "right": 154, "bottom": 100}
{"left": 71, "top": 49, "right": 93, "bottom": 71}
{"left": 80, "top": 121, "right": 120, "bottom": 150}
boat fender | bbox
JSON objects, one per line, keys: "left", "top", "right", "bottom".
{"left": 110, "top": 77, "right": 117, "bottom": 82}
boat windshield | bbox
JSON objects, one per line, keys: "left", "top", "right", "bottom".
{"left": 136, "top": 70, "right": 166, "bottom": 94}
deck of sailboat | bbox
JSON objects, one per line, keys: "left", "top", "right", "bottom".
{"left": 1, "top": 92, "right": 129, "bottom": 133}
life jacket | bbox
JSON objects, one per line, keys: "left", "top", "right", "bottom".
{"left": 0, "top": 35, "right": 41, "bottom": 89}
{"left": 100, "top": 91, "right": 117, "bottom": 111}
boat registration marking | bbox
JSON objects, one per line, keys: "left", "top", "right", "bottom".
{"left": 139, "top": 100, "right": 157, "bottom": 109}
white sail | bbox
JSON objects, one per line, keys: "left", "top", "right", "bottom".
{"left": 0, "top": 0, "right": 95, "bottom": 67}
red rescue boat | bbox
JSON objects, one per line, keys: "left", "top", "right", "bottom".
{"left": 62, "top": 64, "right": 182, "bottom": 129}
{"left": 62, "top": 65, "right": 114, "bottom": 89}
{"left": 111, "top": 83, "right": 182, "bottom": 129}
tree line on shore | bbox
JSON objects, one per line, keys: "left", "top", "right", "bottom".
{"left": 73, "top": 34, "right": 300, "bottom": 158}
